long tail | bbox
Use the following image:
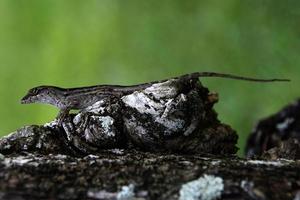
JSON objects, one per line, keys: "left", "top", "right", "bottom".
{"left": 94, "top": 72, "right": 290, "bottom": 93}
{"left": 188, "top": 72, "right": 290, "bottom": 82}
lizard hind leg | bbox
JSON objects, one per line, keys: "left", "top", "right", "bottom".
{"left": 56, "top": 108, "right": 71, "bottom": 126}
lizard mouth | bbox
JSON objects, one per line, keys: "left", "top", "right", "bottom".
{"left": 20, "top": 95, "right": 31, "bottom": 104}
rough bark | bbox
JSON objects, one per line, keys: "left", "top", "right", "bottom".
{"left": 246, "top": 99, "right": 300, "bottom": 159}
{"left": 0, "top": 151, "right": 299, "bottom": 200}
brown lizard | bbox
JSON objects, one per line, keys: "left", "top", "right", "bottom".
{"left": 21, "top": 72, "right": 290, "bottom": 124}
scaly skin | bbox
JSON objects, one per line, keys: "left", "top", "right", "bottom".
{"left": 20, "top": 72, "right": 290, "bottom": 124}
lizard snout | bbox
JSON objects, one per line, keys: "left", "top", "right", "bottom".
{"left": 21, "top": 93, "right": 33, "bottom": 104}
{"left": 21, "top": 97, "right": 29, "bottom": 104}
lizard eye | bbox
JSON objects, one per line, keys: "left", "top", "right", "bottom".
{"left": 30, "top": 88, "right": 40, "bottom": 95}
{"left": 30, "top": 89, "right": 37, "bottom": 95}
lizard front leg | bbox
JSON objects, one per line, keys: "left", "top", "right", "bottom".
{"left": 56, "top": 108, "right": 70, "bottom": 126}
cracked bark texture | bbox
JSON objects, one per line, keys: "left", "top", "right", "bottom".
{"left": 0, "top": 152, "right": 299, "bottom": 200}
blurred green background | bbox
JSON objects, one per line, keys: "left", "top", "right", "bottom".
{"left": 0, "top": 0, "right": 298, "bottom": 154}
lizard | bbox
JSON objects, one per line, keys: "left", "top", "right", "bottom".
{"left": 20, "top": 72, "right": 290, "bottom": 124}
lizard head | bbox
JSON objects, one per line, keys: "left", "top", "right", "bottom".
{"left": 21, "top": 86, "right": 63, "bottom": 105}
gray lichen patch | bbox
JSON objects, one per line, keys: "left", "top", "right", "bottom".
{"left": 116, "top": 184, "right": 135, "bottom": 200}
{"left": 86, "top": 184, "right": 135, "bottom": 200}
{"left": 74, "top": 115, "right": 117, "bottom": 140}
{"left": 122, "top": 90, "right": 186, "bottom": 132}
{"left": 276, "top": 118, "right": 295, "bottom": 131}
{"left": 98, "top": 116, "right": 115, "bottom": 137}
{"left": 179, "top": 174, "right": 224, "bottom": 200}
{"left": 122, "top": 92, "right": 166, "bottom": 116}
{"left": 83, "top": 100, "right": 106, "bottom": 114}
{"left": 55, "top": 97, "right": 127, "bottom": 155}
{"left": 143, "top": 79, "right": 180, "bottom": 99}
{"left": 121, "top": 79, "right": 187, "bottom": 130}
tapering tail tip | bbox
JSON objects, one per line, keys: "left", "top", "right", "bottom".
{"left": 273, "top": 78, "right": 291, "bottom": 82}
{"left": 193, "top": 72, "right": 291, "bottom": 83}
